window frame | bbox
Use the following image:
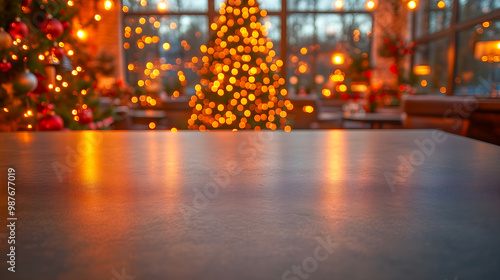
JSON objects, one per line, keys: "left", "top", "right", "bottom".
{"left": 412, "top": 0, "right": 500, "bottom": 95}
{"left": 121, "top": 0, "right": 374, "bottom": 90}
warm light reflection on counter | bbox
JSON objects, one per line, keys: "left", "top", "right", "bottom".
{"left": 326, "top": 130, "right": 345, "bottom": 183}
{"left": 80, "top": 132, "right": 99, "bottom": 186}
{"left": 320, "top": 131, "right": 347, "bottom": 228}
{"left": 17, "top": 132, "right": 34, "bottom": 143}
{"left": 147, "top": 132, "right": 159, "bottom": 178}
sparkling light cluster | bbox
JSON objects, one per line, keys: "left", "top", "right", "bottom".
{"left": 188, "top": 0, "right": 291, "bottom": 131}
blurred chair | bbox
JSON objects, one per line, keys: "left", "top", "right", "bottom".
{"left": 402, "top": 95, "right": 475, "bottom": 136}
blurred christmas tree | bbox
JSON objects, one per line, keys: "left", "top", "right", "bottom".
{"left": 0, "top": 0, "right": 115, "bottom": 131}
{"left": 188, "top": 0, "right": 292, "bottom": 131}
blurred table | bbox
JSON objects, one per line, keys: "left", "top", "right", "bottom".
{"left": 1, "top": 130, "right": 500, "bottom": 279}
{"left": 342, "top": 112, "right": 403, "bottom": 128}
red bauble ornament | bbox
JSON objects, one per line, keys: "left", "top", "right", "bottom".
{"left": 15, "top": 70, "right": 38, "bottom": 94}
{"left": 8, "top": 19, "right": 28, "bottom": 40}
{"left": 51, "top": 46, "right": 64, "bottom": 59}
{"left": 0, "top": 60, "right": 12, "bottom": 72}
{"left": 62, "top": 21, "right": 70, "bottom": 30}
{"left": 37, "top": 113, "right": 64, "bottom": 131}
{"left": 40, "top": 18, "right": 64, "bottom": 40}
{"left": 77, "top": 108, "right": 93, "bottom": 124}
{"left": 0, "top": 28, "right": 13, "bottom": 51}
{"left": 22, "top": 0, "right": 32, "bottom": 7}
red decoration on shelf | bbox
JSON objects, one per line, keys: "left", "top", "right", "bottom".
{"left": 37, "top": 113, "right": 64, "bottom": 131}
{"left": 7, "top": 18, "right": 28, "bottom": 40}
{"left": 40, "top": 17, "right": 64, "bottom": 40}
{"left": 0, "top": 60, "right": 12, "bottom": 72}
{"left": 77, "top": 108, "right": 93, "bottom": 124}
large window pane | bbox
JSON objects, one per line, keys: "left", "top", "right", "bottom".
{"left": 287, "top": 13, "right": 372, "bottom": 95}
{"left": 459, "top": 0, "right": 500, "bottom": 22}
{"left": 455, "top": 20, "right": 500, "bottom": 96}
{"left": 124, "top": 15, "right": 208, "bottom": 95}
{"left": 122, "top": 0, "right": 374, "bottom": 97}
{"left": 287, "top": 0, "right": 366, "bottom": 11}
{"left": 416, "top": 0, "right": 453, "bottom": 37}
{"left": 261, "top": 16, "right": 282, "bottom": 57}
{"left": 123, "top": 0, "right": 208, "bottom": 12}
{"left": 413, "top": 38, "right": 450, "bottom": 95}
{"left": 287, "top": 13, "right": 314, "bottom": 93}
{"left": 214, "top": 0, "right": 281, "bottom": 11}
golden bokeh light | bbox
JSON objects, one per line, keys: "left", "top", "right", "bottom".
{"left": 303, "top": 106, "right": 314, "bottom": 113}
{"left": 332, "top": 53, "right": 344, "bottom": 65}
{"left": 76, "top": 30, "right": 86, "bottom": 39}
{"left": 407, "top": 0, "right": 417, "bottom": 10}
{"left": 334, "top": 0, "right": 344, "bottom": 10}
{"left": 104, "top": 0, "right": 113, "bottom": 10}
{"left": 157, "top": 0, "right": 167, "bottom": 12}
{"left": 366, "top": 0, "right": 375, "bottom": 10}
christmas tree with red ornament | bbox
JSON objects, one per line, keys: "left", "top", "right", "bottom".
{"left": 0, "top": 0, "right": 114, "bottom": 131}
